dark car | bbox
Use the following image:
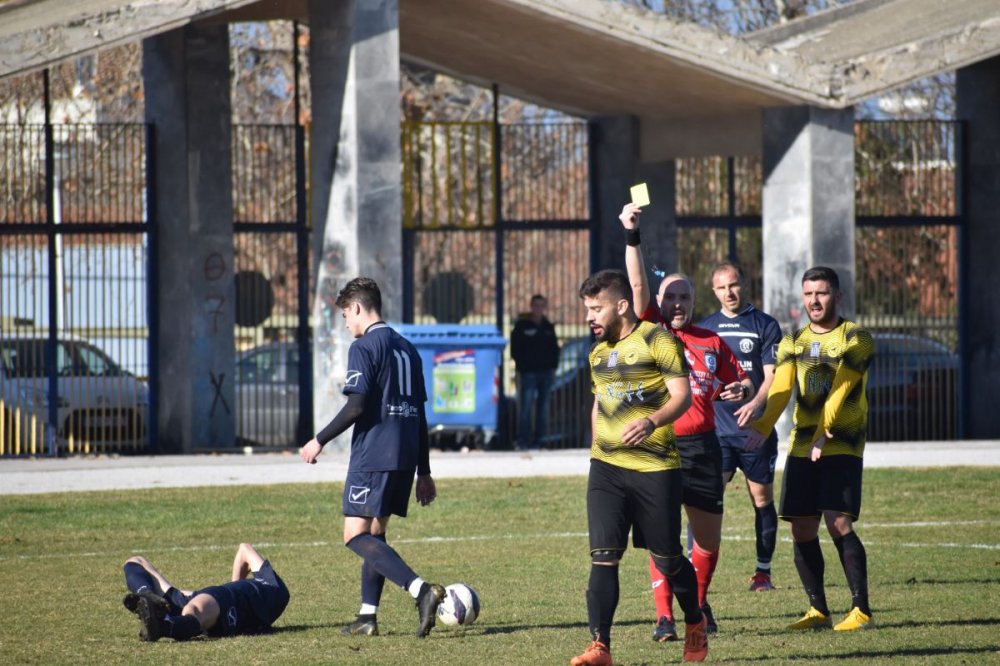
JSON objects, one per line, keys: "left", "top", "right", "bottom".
{"left": 867, "top": 332, "right": 958, "bottom": 442}
{"left": 235, "top": 342, "right": 303, "bottom": 447}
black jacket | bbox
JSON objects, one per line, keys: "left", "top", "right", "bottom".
{"left": 510, "top": 315, "right": 559, "bottom": 372}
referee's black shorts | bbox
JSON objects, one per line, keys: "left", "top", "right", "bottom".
{"left": 587, "top": 458, "right": 685, "bottom": 560}
{"left": 780, "top": 454, "right": 864, "bottom": 521}
{"left": 676, "top": 430, "right": 725, "bottom": 514}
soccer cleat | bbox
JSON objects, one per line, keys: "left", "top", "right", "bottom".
{"left": 137, "top": 595, "right": 169, "bottom": 642}
{"left": 683, "top": 616, "right": 709, "bottom": 662}
{"left": 749, "top": 570, "right": 774, "bottom": 592}
{"left": 700, "top": 602, "right": 718, "bottom": 633}
{"left": 787, "top": 606, "right": 833, "bottom": 630}
{"left": 569, "top": 640, "right": 613, "bottom": 666}
{"left": 834, "top": 607, "right": 873, "bottom": 631}
{"left": 341, "top": 614, "right": 379, "bottom": 636}
{"left": 415, "top": 583, "right": 445, "bottom": 638}
{"left": 652, "top": 615, "right": 678, "bottom": 642}
{"left": 123, "top": 589, "right": 168, "bottom": 616}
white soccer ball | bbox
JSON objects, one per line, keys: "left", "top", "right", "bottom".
{"left": 436, "top": 583, "right": 480, "bottom": 626}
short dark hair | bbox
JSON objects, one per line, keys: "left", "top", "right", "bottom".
{"left": 579, "top": 269, "right": 633, "bottom": 308}
{"left": 802, "top": 266, "right": 840, "bottom": 291}
{"left": 335, "top": 277, "right": 382, "bottom": 313}
{"left": 711, "top": 261, "right": 744, "bottom": 282}
{"left": 530, "top": 294, "right": 547, "bottom": 304}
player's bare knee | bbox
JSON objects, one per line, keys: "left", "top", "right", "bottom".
{"left": 591, "top": 549, "right": 621, "bottom": 566}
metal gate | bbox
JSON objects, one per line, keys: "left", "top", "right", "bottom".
{"left": 402, "top": 120, "right": 593, "bottom": 449}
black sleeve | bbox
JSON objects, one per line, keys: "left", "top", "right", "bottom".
{"left": 417, "top": 406, "right": 431, "bottom": 476}
{"left": 315, "top": 393, "right": 366, "bottom": 446}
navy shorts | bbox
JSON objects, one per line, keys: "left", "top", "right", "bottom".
{"left": 779, "top": 454, "right": 864, "bottom": 521}
{"left": 676, "top": 431, "right": 725, "bottom": 514}
{"left": 587, "top": 458, "right": 685, "bottom": 560}
{"left": 201, "top": 560, "right": 290, "bottom": 636}
{"left": 719, "top": 430, "right": 779, "bottom": 485}
{"left": 342, "top": 469, "right": 415, "bottom": 518}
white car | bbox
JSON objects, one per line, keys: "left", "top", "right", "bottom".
{"left": 0, "top": 336, "right": 149, "bottom": 454}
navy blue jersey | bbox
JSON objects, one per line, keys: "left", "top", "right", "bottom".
{"left": 202, "top": 561, "right": 290, "bottom": 636}
{"left": 344, "top": 323, "right": 427, "bottom": 472}
{"left": 698, "top": 304, "right": 782, "bottom": 436}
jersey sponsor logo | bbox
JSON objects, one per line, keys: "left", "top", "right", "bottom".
{"left": 345, "top": 370, "right": 363, "bottom": 388}
{"left": 739, "top": 360, "right": 754, "bottom": 372}
{"left": 716, "top": 322, "right": 741, "bottom": 328}
{"left": 704, "top": 352, "right": 717, "bottom": 373}
{"left": 739, "top": 338, "right": 754, "bottom": 353}
{"left": 603, "top": 380, "right": 645, "bottom": 402}
{"left": 348, "top": 485, "right": 371, "bottom": 504}
{"left": 608, "top": 351, "right": 619, "bottom": 368}
{"left": 387, "top": 401, "right": 419, "bottom": 417}
{"left": 807, "top": 374, "right": 832, "bottom": 395}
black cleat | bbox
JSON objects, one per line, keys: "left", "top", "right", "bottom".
{"left": 137, "top": 595, "right": 169, "bottom": 642}
{"left": 700, "top": 602, "right": 718, "bottom": 634}
{"left": 652, "top": 615, "right": 678, "bottom": 642}
{"left": 124, "top": 589, "right": 168, "bottom": 615}
{"left": 341, "top": 614, "right": 379, "bottom": 636}
{"left": 415, "top": 583, "right": 445, "bottom": 638}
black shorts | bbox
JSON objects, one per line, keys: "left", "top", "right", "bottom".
{"left": 719, "top": 430, "right": 779, "bottom": 485}
{"left": 587, "top": 458, "right": 684, "bottom": 560}
{"left": 779, "top": 454, "right": 864, "bottom": 521}
{"left": 676, "top": 431, "right": 724, "bottom": 514}
{"left": 202, "top": 561, "right": 290, "bottom": 636}
{"left": 342, "top": 469, "right": 414, "bottom": 518}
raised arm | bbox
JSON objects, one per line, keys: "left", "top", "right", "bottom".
{"left": 620, "top": 203, "right": 651, "bottom": 318}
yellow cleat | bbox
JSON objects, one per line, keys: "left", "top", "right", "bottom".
{"left": 786, "top": 606, "right": 833, "bottom": 630}
{"left": 834, "top": 607, "right": 873, "bottom": 631}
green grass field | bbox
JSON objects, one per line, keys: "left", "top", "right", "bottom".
{"left": 1, "top": 468, "right": 999, "bottom": 665}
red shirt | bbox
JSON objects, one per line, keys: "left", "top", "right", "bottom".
{"left": 641, "top": 304, "right": 747, "bottom": 435}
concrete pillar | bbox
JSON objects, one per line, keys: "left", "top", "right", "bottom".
{"left": 957, "top": 56, "right": 1000, "bottom": 438}
{"left": 761, "top": 106, "right": 855, "bottom": 334}
{"left": 308, "top": 0, "right": 402, "bottom": 438}
{"left": 588, "top": 117, "right": 677, "bottom": 292}
{"left": 143, "top": 24, "right": 235, "bottom": 453}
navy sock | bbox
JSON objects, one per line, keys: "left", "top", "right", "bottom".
{"left": 585, "top": 564, "right": 618, "bottom": 648}
{"left": 346, "top": 534, "right": 419, "bottom": 590}
{"left": 655, "top": 554, "right": 701, "bottom": 625}
{"left": 793, "top": 538, "right": 828, "bottom": 615}
{"left": 833, "top": 531, "right": 871, "bottom": 615}
{"left": 123, "top": 562, "right": 158, "bottom": 595}
{"left": 754, "top": 503, "right": 778, "bottom": 570}
{"left": 361, "top": 534, "right": 388, "bottom": 608}
{"left": 164, "top": 614, "right": 202, "bottom": 641}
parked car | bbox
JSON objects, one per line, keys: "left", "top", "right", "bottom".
{"left": 0, "top": 335, "right": 148, "bottom": 453}
{"left": 234, "top": 342, "right": 303, "bottom": 447}
{"left": 502, "top": 335, "right": 593, "bottom": 449}
{"left": 867, "top": 332, "right": 958, "bottom": 442}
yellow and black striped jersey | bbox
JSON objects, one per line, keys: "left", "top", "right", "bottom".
{"left": 756, "top": 319, "right": 874, "bottom": 458}
{"left": 589, "top": 320, "right": 689, "bottom": 472}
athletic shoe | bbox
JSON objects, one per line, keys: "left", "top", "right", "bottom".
{"left": 123, "top": 589, "right": 168, "bottom": 615}
{"left": 415, "top": 582, "right": 445, "bottom": 638}
{"left": 834, "top": 607, "right": 873, "bottom": 631}
{"left": 700, "top": 602, "right": 718, "bottom": 633}
{"left": 569, "top": 640, "right": 612, "bottom": 666}
{"left": 749, "top": 570, "right": 774, "bottom": 591}
{"left": 786, "top": 606, "right": 833, "bottom": 630}
{"left": 683, "top": 616, "right": 709, "bottom": 662}
{"left": 341, "top": 614, "right": 379, "bottom": 636}
{"left": 137, "top": 595, "right": 169, "bottom": 642}
{"left": 652, "top": 615, "right": 678, "bottom": 642}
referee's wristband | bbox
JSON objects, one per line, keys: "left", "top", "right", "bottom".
{"left": 625, "top": 228, "right": 641, "bottom": 246}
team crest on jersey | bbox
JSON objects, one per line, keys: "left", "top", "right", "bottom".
{"left": 608, "top": 351, "right": 619, "bottom": 368}
{"left": 625, "top": 351, "right": 638, "bottom": 365}
{"left": 810, "top": 341, "right": 821, "bottom": 358}
{"left": 739, "top": 338, "right": 754, "bottom": 353}
{"left": 704, "top": 352, "right": 717, "bottom": 373}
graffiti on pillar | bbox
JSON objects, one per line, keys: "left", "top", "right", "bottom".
{"left": 209, "top": 370, "right": 230, "bottom": 416}
{"left": 202, "top": 251, "right": 230, "bottom": 418}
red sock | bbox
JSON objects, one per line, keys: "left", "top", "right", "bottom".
{"left": 691, "top": 543, "right": 720, "bottom": 607}
{"left": 648, "top": 555, "right": 674, "bottom": 621}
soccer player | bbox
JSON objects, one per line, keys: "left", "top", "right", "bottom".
{"left": 122, "top": 543, "right": 290, "bottom": 641}
{"left": 699, "top": 261, "right": 784, "bottom": 592}
{"left": 746, "top": 266, "right": 875, "bottom": 632}
{"left": 620, "top": 203, "right": 753, "bottom": 641}
{"left": 299, "top": 277, "right": 445, "bottom": 638}
{"left": 571, "top": 269, "right": 708, "bottom": 666}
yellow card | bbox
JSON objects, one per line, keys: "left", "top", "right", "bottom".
{"left": 630, "top": 183, "right": 650, "bottom": 207}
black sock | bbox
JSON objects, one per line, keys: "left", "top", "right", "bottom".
{"left": 361, "top": 534, "right": 388, "bottom": 608}
{"left": 164, "top": 614, "right": 202, "bottom": 641}
{"left": 585, "top": 564, "right": 618, "bottom": 648}
{"left": 123, "top": 562, "right": 158, "bottom": 595}
{"left": 754, "top": 503, "right": 778, "bottom": 570}
{"left": 793, "top": 538, "right": 828, "bottom": 615}
{"left": 654, "top": 554, "right": 702, "bottom": 625}
{"left": 346, "top": 534, "right": 418, "bottom": 591}
{"left": 833, "top": 531, "right": 870, "bottom": 615}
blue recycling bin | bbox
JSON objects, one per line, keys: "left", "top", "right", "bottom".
{"left": 396, "top": 324, "right": 507, "bottom": 448}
